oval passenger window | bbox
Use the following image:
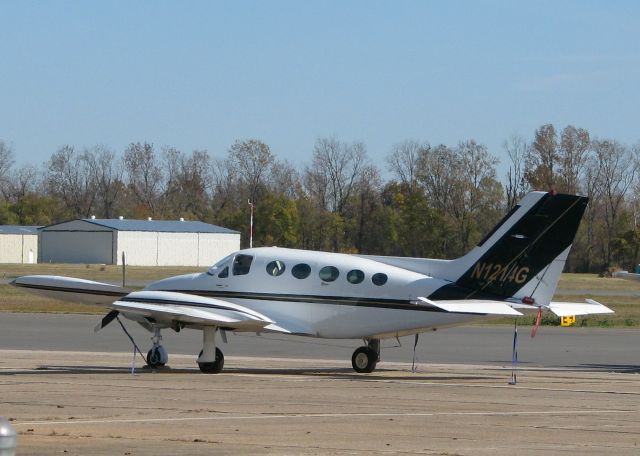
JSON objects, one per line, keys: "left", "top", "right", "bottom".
{"left": 292, "top": 263, "right": 311, "bottom": 279}
{"left": 372, "top": 273, "right": 388, "bottom": 286}
{"left": 319, "top": 266, "right": 339, "bottom": 282}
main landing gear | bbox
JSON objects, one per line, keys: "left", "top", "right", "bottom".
{"left": 197, "top": 326, "right": 224, "bottom": 374}
{"left": 351, "top": 339, "right": 380, "bottom": 373}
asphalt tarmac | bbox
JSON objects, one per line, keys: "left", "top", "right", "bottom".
{"left": 1, "top": 313, "right": 639, "bottom": 455}
{"left": 0, "top": 313, "right": 636, "bottom": 370}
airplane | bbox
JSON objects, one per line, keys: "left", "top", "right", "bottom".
{"left": 12, "top": 191, "right": 614, "bottom": 374}
{"left": 613, "top": 270, "right": 640, "bottom": 282}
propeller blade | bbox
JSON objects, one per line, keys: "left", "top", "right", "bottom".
{"left": 94, "top": 310, "right": 120, "bottom": 333}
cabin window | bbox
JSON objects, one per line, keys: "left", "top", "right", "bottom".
{"left": 266, "top": 260, "right": 286, "bottom": 276}
{"left": 218, "top": 266, "right": 229, "bottom": 278}
{"left": 232, "top": 254, "right": 253, "bottom": 276}
{"left": 347, "top": 269, "right": 364, "bottom": 284}
{"left": 319, "top": 266, "right": 339, "bottom": 282}
{"left": 372, "top": 273, "right": 388, "bottom": 286}
{"left": 292, "top": 263, "right": 311, "bottom": 279}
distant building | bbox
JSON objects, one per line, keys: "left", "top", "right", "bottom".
{"left": 0, "top": 226, "right": 40, "bottom": 264}
{"left": 39, "top": 218, "right": 240, "bottom": 267}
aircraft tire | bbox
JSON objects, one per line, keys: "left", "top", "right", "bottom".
{"left": 147, "top": 346, "right": 168, "bottom": 368}
{"left": 351, "top": 346, "right": 377, "bottom": 373}
{"left": 198, "top": 347, "right": 224, "bottom": 374}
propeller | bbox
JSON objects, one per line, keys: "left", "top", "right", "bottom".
{"left": 94, "top": 310, "right": 120, "bottom": 333}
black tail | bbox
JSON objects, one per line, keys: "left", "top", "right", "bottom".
{"left": 429, "top": 192, "right": 588, "bottom": 300}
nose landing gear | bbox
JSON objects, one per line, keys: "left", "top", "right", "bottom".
{"left": 146, "top": 327, "right": 169, "bottom": 368}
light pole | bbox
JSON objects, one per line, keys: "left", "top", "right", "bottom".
{"left": 248, "top": 199, "right": 254, "bottom": 249}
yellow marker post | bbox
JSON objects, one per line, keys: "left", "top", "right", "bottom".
{"left": 560, "top": 315, "right": 576, "bottom": 327}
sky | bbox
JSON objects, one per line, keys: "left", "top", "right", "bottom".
{"left": 1, "top": 0, "right": 639, "bottom": 177}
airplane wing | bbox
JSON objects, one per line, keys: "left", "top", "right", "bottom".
{"left": 12, "top": 275, "right": 311, "bottom": 335}
{"left": 11, "top": 275, "right": 129, "bottom": 305}
{"left": 416, "top": 297, "right": 523, "bottom": 316}
{"left": 547, "top": 299, "right": 614, "bottom": 317}
{"left": 111, "top": 290, "right": 279, "bottom": 332}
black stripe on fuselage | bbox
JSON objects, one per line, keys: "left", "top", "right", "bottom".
{"left": 13, "top": 282, "right": 487, "bottom": 315}
{"left": 158, "top": 289, "right": 485, "bottom": 314}
{"left": 12, "top": 282, "right": 128, "bottom": 297}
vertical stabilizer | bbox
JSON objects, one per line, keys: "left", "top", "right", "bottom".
{"left": 428, "top": 192, "right": 588, "bottom": 302}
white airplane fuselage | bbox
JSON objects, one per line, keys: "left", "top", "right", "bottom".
{"left": 13, "top": 192, "right": 614, "bottom": 374}
{"left": 145, "top": 247, "right": 480, "bottom": 339}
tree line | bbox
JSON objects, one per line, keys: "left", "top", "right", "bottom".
{"left": 0, "top": 123, "right": 639, "bottom": 273}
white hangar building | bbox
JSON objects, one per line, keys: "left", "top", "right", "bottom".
{"left": 39, "top": 218, "right": 240, "bottom": 267}
{"left": 0, "top": 225, "right": 40, "bottom": 264}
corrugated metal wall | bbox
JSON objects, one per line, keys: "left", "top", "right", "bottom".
{"left": 40, "top": 231, "right": 113, "bottom": 264}
{"left": 197, "top": 233, "right": 240, "bottom": 266}
{"left": 39, "top": 220, "right": 241, "bottom": 266}
{"left": 116, "top": 231, "right": 158, "bottom": 266}
{"left": 116, "top": 232, "right": 240, "bottom": 266}
{"left": 0, "top": 234, "right": 38, "bottom": 264}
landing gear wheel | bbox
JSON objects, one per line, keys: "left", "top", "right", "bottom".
{"left": 351, "top": 346, "right": 378, "bottom": 373}
{"left": 198, "top": 347, "right": 224, "bottom": 374}
{"left": 147, "top": 346, "right": 168, "bottom": 368}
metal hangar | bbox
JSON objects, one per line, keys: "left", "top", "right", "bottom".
{"left": 0, "top": 225, "right": 40, "bottom": 264}
{"left": 39, "top": 218, "right": 240, "bottom": 266}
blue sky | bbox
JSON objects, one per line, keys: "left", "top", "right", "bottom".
{"left": 1, "top": 1, "right": 639, "bottom": 176}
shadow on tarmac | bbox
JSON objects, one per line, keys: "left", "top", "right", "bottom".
{"left": 0, "top": 364, "right": 499, "bottom": 382}
{"left": 578, "top": 363, "right": 640, "bottom": 374}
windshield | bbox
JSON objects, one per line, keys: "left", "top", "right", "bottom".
{"left": 206, "top": 254, "right": 233, "bottom": 276}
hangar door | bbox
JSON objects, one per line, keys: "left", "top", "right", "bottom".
{"left": 40, "top": 231, "right": 114, "bottom": 264}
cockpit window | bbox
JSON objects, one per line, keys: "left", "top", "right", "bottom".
{"left": 319, "top": 266, "right": 339, "bottom": 282}
{"left": 266, "top": 260, "right": 286, "bottom": 276}
{"left": 218, "top": 266, "right": 229, "bottom": 278}
{"left": 206, "top": 254, "right": 233, "bottom": 276}
{"left": 232, "top": 254, "right": 253, "bottom": 276}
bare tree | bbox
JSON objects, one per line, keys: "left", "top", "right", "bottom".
{"left": 591, "top": 139, "right": 639, "bottom": 269}
{"left": 8, "top": 164, "right": 39, "bottom": 199}
{"left": 228, "top": 139, "right": 274, "bottom": 204}
{"left": 386, "top": 140, "right": 428, "bottom": 194}
{"left": 210, "top": 156, "right": 238, "bottom": 212}
{"left": 304, "top": 137, "right": 370, "bottom": 214}
{"left": 86, "top": 146, "right": 124, "bottom": 218}
{"left": 0, "top": 140, "right": 15, "bottom": 200}
{"left": 270, "top": 159, "right": 301, "bottom": 199}
{"left": 558, "top": 125, "right": 590, "bottom": 194}
{"left": 45, "top": 145, "right": 97, "bottom": 217}
{"left": 526, "top": 123, "right": 558, "bottom": 190}
{"left": 123, "top": 142, "right": 162, "bottom": 215}
{"left": 503, "top": 134, "right": 529, "bottom": 210}
{"left": 418, "top": 140, "right": 501, "bottom": 253}
{"left": 416, "top": 144, "right": 456, "bottom": 211}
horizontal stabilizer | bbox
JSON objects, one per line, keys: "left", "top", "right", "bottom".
{"left": 547, "top": 299, "right": 614, "bottom": 317}
{"left": 416, "top": 297, "right": 523, "bottom": 316}
{"left": 112, "top": 290, "right": 275, "bottom": 331}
